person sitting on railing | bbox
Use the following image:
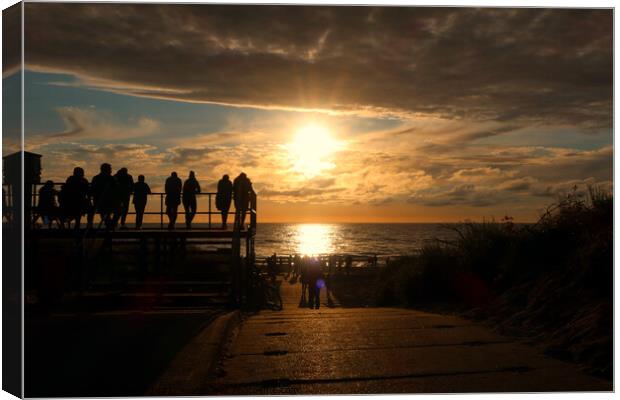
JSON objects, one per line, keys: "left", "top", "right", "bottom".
{"left": 37, "top": 180, "right": 59, "bottom": 228}
{"left": 233, "top": 172, "right": 254, "bottom": 229}
{"left": 114, "top": 167, "right": 134, "bottom": 230}
{"left": 165, "top": 171, "right": 182, "bottom": 230}
{"left": 132, "top": 175, "right": 151, "bottom": 229}
{"left": 216, "top": 174, "right": 233, "bottom": 229}
{"left": 60, "top": 167, "right": 90, "bottom": 230}
{"left": 182, "top": 170, "right": 201, "bottom": 229}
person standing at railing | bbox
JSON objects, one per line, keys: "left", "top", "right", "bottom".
{"left": 132, "top": 175, "right": 151, "bottom": 229}
{"left": 233, "top": 172, "right": 254, "bottom": 229}
{"left": 89, "top": 163, "right": 118, "bottom": 229}
{"left": 216, "top": 174, "right": 233, "bottom": 229}
{"left": 182, "top": 171, "right": 201, "bottom": 229}
{"left": 114, "top": 167, "right": 134, "bottom": 229}
{"left": 38, "top": 180, "right": 59, "bottom": 228}
{"left": 61, "top": 167, "right": 90, "bottom": 230}
{"left": 165, "top": 171, "right": 182, "bottom": 230}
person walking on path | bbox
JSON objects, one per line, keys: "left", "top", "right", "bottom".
{"left": 307, "top": 257, "right": 324, "bottom": 309}
{"left": 299, "top": 256, "right": 308, "bottom": 306}
{"left": 114, "top": 167, "right": 134, "bottom": 229}
{"left": 216, "top": 174, "right": 233, "bottom": 229}
{"left": 165, "top": 171, "right": 182, "bottom": 230}
{"left": 233, "top": 172, "right": 254, "bottom": 229}
{"left": 182, "top": 171, "right": 201, "bottom": 229}
{"left": 132, "top": 175, "right": 151, "bottom": 229}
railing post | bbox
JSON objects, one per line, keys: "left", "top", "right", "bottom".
{"left": 208, "top": 193, "right": 212, "bottom": 229}
{"left": 160, "top": 194, "right": 164, "bottom": 229}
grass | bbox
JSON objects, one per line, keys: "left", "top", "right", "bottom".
{"left": 374, "top": 186, "right": 613, "bottom": 379}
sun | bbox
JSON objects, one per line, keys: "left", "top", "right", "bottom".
{"left": 287, "top": 124, "right": 342, "bottom": 177}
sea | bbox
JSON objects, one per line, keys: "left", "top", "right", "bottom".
{"left": 253, "top": 223, "right": 460, "bottom": 258}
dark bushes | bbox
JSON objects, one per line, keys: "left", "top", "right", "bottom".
{"left": 373, "top": 186, "right": 612, "bottom": 378}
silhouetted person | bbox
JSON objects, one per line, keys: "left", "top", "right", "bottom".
{"left": 268, "top": 253, "right": 278, "bottom": 278}
{"left": 182, "top": 170, "right": 201, "bottom": 229}
{"left": 89, "top": 163, "right": 118, "bottom": 229}
{"left": 299, "top": 255, "right": 309, "bottom": 306}
{"left": 216, "top": 174, "right": 233, "bottom": 229}
{"left": 114, "top": 167, "right": 134, "bottom": 229}
{"left": 165, "top": 171, "right": 182, "bottom": 229}
{"left": 38, "top": 180, "right": 58, "bottom": 228}
{"left": 132, "top": 175, "right": 151, "bottom": 229}
{"left": 61, "top": 167, "right": 90, "bottom": 230}
{"left": 233, "top": 172, "right": 253, "bottom": 229}
{"left": 307, "top": 258, "right": 324, "bottom": 309}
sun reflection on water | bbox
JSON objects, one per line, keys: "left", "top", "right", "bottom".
{"left": 295, "top": 224, "right": 335, "bottom": 256}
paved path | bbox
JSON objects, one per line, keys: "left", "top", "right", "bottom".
{"left": 208, "top": 277, "right": 611, "bottom": 394}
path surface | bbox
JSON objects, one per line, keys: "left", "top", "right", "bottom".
{"left": 208, "top": 277, "right": 611, "bottom": 394}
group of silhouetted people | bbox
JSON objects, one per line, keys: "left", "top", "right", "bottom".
{"left": 35, "top": 163, "right": 255, "bottom": 231}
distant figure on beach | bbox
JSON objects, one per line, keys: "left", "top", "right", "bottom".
{"left": 61, "top": 167, "right": 90, "bottom": 230}
{"left": 299, "top": 256, "right": 309, "bottom": 306}
{"left": 132, "top": 175, "right": 151, "bottom": 229}
{"left": 216, "top": 174, "right": 233, "bottom": 229}
{"left": 114, "top": 167, "right": 134, "bottom": 229}
{"left": 38, "top": 180, "right": 58, "bottom": 228}
{"left": 165, "top": 172, "right": 182, "bottom": 230}
{"left": 345, "top": 255, "right": 353, "bottom": 276}
{"left": 307, "top": 257, "right": 324, "bottom": 309}
{"left": 182, "top": 171, "right": 201, "bottom": 229}
{"left": 89, "top": 163, "right": 118, "bottom": 229}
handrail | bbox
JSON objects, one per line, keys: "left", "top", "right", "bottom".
{"left": 5, "top": 182, "right": 257, "bottom": 231}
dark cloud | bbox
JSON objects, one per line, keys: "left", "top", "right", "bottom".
{"left": 3, "top": 4, "right": 21, "bottom": 76}
{"left": 24, "top": 5, "right": 612, "bottom": 126}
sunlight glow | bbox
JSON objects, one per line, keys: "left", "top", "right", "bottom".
{"left": 295, "top": 224, "right": 335, "bottom": 256}
{"left": 288, "top": 124, "right": 342, "bottom": 177}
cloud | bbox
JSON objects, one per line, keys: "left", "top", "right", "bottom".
{"left": 45, "top": 107, "right": 160, "bottom": 141}
{"left": 23, "top": 5, "right": 612, "bottom": 127}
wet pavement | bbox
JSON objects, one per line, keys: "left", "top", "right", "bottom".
{"left": 209, "top": 276, "right": 611, "bottom": 394}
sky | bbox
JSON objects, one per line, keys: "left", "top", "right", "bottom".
{"left": 3, "top": 4, "right": 613, "bottom": 222}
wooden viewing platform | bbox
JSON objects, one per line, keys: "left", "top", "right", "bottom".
{"left": 10, "top": 184, "right": 258, "bottom": 309}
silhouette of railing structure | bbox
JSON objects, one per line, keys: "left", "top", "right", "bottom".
{"left": 255, "top": 254, "right": 384, "bottom": 270}
{"left": 13, "top": 181, "right": 258, "bottom": 308}
{"left": 16, "top": 182, "right": 256, "bottom": 231}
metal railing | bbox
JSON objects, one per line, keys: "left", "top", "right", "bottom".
{"left": 5, "top": 182, "right": 257, "bottom": 231}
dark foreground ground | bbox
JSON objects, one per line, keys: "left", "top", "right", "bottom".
{"left": 25, "top": 307, "right": 225, "bottom": 397}
{"left": 25, "top": 272, "right": 612, "bottom": 396}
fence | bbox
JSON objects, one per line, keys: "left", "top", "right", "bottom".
{"left": 4, "top": 182, "right": 257, "bottom": 231}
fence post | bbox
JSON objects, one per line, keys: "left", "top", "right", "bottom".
{"left": 208, "top": 193, "right": 212, "bottom": 229}
{"left": 160, "top": 194, "right": 164, "bottom": 229}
